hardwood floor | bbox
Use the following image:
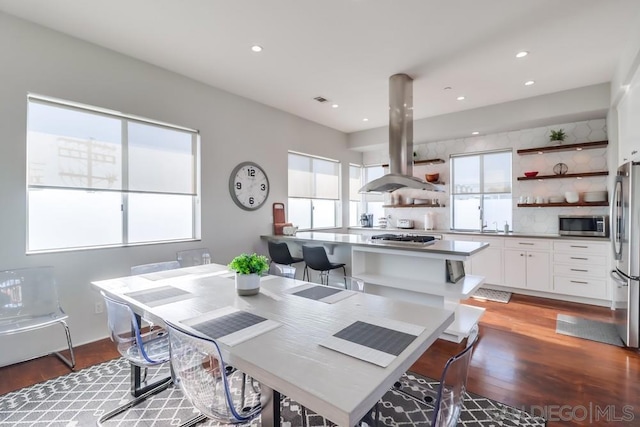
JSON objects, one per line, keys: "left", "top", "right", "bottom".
{"left": 2, "top": 294, "right": 639, "bottom": 426}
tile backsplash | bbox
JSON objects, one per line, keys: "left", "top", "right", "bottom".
{"left": 362, "top": 119, "right": 609, "bottom": 234}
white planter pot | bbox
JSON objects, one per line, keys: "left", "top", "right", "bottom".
{"left": 235, "top": 273, "right": 260, "bottom": 296}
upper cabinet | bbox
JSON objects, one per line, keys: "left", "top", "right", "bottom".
{"left": 617, "top": 64, "right": 640, "bottom": 165}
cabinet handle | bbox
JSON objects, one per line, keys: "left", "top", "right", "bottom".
{"left": 519, "top": 242, "right": 534, "bottom": 245}
{"left": 570, "top": 245, "right": 588, "bottom": 248}
{"left": 570, "top": 268, "right": 588, "bottom": 272}
{"left": 570, "top": 257, "right": 588, "bottom": 260}
{"left": 520, "top": 253, "right": 524, "bottom": 256}
{"left": 528, "top": 254, "right": 533, "bottom": 257}
{"left": 570, "top": 280, "right": 588, "bottom": 284}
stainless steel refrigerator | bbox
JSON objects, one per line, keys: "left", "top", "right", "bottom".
{"left": 612, "top": 161, "right": 640, "bottom": 347}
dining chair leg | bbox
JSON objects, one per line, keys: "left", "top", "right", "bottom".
{"left": 341, "top": 266, "right": 347, "bottom": 289}
{"left": 53, "top": 320, "right": 76, "bottom": 370}
{"left": 97, "top": 376, "right": 172, "bottom": 426}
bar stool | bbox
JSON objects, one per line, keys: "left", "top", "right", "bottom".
{"left": 268, "top": 241, "right": 304, "bottom": 266}
{"left": 302, "top": 245, "right": 346, "bottom": 286}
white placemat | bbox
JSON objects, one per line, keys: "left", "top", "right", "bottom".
{"left": 319, "top": 316, "right": 425, "bottom": 367}
{"left": 286, "top": 283, "right": 355, "bottom": 304}
{"left": 180, "top": 306, "right": 281, "bottom": 347}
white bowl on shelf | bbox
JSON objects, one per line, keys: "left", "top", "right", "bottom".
{"left": 565, "top": 191, "right": 579, "bottom": 203}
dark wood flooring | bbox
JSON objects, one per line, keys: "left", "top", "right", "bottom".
{"left": 2, "top": 294, "right": 639, "bottom": 426}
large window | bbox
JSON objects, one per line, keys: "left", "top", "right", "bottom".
{"left": 451, "top": 150, "right": 512, "bottom": 231}
{"left": 288, "top": 152, "right": 340, "bottom": 229}
{"left": 26, "top": 95, "right": 200, "bottom": 252}
{"left": 362, "top": 166, "right": 385, "bottom": 224}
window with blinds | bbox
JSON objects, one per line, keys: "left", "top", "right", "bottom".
{"left": 288, "top": 152, "right": 341, "bottom": 229}
{"left": 348, "top": 164, "right": 362, "bottom": 226}
{"left": 450, "top": 150, "right": 512, "bottom": 231}
{"left": 26, "top": 95, "right": 200, "bottom": 252}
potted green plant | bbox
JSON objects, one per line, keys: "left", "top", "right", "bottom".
{"left": 549, "top": 129, "right": 566, "bottom": 144}
{"left": 228, "top": 253, "right": 269, "bottom": 295}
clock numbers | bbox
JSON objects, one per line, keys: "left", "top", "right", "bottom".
{"left": 229, "top": 162, "right": 270, "bottom": 211}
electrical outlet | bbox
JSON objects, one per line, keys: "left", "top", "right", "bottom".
{"left": 94, "top": 301, "right": 104, "bottom": 314}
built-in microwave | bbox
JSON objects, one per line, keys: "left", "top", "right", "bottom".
{"left": 558, "top": 215, "right": 609, "bottom": 237}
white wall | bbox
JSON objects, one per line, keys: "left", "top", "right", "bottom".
{"left": 349, "top": 83, "right": 610, "bottom": 151}
{"left": 0, "top": 12, "right": 360, "bottom": 366}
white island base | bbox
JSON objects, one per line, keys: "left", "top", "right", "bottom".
{"left": 352, "top": 245, "right": 486, "bottom": 343}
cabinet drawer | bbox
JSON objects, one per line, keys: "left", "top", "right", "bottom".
{"left": 505, "top": 239, "right": 551, "bottom": 250}
{"left": 554, "top": 276, "right": 608, "bottom": 299}
{"left": 553, "top": 240, "right": 608, "bottom": 254}
{"left": 553, "top": 253, "right": 607, "bottom": 266}
{"left": 554, "top": 263, "right": 606, "bottom": 278}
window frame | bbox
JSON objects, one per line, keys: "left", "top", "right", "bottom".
{"left": 26, "top": 94, "right": 201, "bottom": 253}
{"left": 450, "top": 149, "right": 512, "bottom": 231}
{"left": 287, "top": 151, "right": 341, "bottom": 230}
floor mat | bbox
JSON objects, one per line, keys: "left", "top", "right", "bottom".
{"left": 472, "top": 287, "right": 512, "bottom": 303}
{"left": 556, "top": 314, "right": 624, "bottom": 347}
{"left": 0, "top": 358, "right": 546, "bottom": 426}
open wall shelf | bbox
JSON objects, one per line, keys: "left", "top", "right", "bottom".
{"left": 381, "top": 158, "right": 445, "bottom": 167}
{"left": 517, "top": 201, "right": 609, "bottom": 208}
{"left": 516, "top": 140, "right": 608, "bottom": 155}
{"left": 517, "top": 171, "right": 608, "bottom": 181}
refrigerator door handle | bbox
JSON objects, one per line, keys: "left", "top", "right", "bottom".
{"left": 611, "top": 176, "right": 623, "bottom": 261}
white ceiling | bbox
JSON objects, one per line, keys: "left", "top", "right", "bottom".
{"left": 1, "top": 0, "right": 639, "bottom": 134}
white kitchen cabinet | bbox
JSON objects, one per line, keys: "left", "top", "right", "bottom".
{"left": 617, "top": 61, "right": 640, "bottom": 165}
{"left": 504, "top": 239, "right": 551, "bottom": 291}
{"left": 470, "top": 236, "right": 504, "bottom": 285}
{"left": 552, "top": 239, "right": 610, "bottom": 300}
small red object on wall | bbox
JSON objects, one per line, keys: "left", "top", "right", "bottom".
{"left": 272, "top": 203, "right": 292, "bottom": 235}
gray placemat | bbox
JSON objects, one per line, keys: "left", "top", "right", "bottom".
{"left": 293, "top": 286, "right": 343, "bottom": 301}
{"left": 556, "top": 314, "right": 624, "bottom": 347}
{"left": 125, "top": 286, "right": 190, "bottom": 304}
{"left": 190, "top": 311, "right": 267, "bottom": 339}
{"left": 334, "top": 321, "right": 417, "bottom": 356}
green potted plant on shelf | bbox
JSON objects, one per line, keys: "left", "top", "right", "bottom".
{"left": 228, "top": 253, "right": 269, "bottom": 295}
{"left": 549, "top": 129, "right": 566, "bottom": 144}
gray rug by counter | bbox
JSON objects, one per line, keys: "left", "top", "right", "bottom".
{"left": 0, "top": 358, "right": 546, "bottom": 426}
{"left": 472, "top": 287, "right": 512, "bottom": 303}
{"left": 556, "top": 314, "right": 624, "bottom": 347}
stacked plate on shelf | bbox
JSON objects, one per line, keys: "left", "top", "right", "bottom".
{"left": 549, "top": 195, "right": 565, "bottom": 203}
{"left": 583, "top": 190, "right": 608, "bottom": 203}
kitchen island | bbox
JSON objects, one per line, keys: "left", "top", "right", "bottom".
{"left": 261, "top": 232, "right": 489, "bottom": 342}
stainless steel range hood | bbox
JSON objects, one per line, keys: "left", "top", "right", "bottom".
{"left": 359, "top": 74, "right": 443, "bottom": 193}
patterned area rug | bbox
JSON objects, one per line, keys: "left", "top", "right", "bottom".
{"left": 0, "top": 358, "right": 545, "bottom": 426}
{"left": 471, "top": 288, "right": 512, "bottom": 303}
{"left": 556, "top": 314, "right": 624, "bottom": 347}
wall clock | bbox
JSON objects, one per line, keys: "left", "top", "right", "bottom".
{"left": 228, "top": 161, "right": 270, "bottom": 210}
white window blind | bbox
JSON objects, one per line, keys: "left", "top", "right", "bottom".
{"left": 26, "top": 95, "right": 200, "bottom": 252}
{"left": 288, "top": 152, "right": 340, "bottom": 200}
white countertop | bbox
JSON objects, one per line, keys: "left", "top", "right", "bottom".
{"left": 262, "top": 231, "right": 488, "bottom": 257}
{"left": 348, "top": 226, "right": 609, "bottom": 241}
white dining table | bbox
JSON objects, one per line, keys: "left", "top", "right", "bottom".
{"left": 91, "top": 263, "right": 454, "bottom": 427}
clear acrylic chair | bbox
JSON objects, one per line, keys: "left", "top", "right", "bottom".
{"left": 270, "top": 263, "right": 296, "bottom": 278}
{"left": 98, "top": 292, "right": 184, "bottom": 426}
{"left": 176, "top": 248, "right": 212, "bottom": 267}
{"left": 327, "top": 275, "right": 365, "bottom": 291}
{"left": 130, "top": 260, "right": 181, "bottom": 275}
{"left": 0, "top": 266, "right": 75, "bottom": 369}
{"left": 166, "top": 321, "right": 262, "bottom": 426}
{"left": 389, "top": 325, "right": 480, "bottom": 427}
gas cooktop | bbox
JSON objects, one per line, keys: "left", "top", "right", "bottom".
{"left": 370, "top": 234, "right": 436, "bottom": 245}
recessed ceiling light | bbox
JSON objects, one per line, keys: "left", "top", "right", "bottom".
{"left": 363, "top": 118, "right": 369, "bottom": 122}
{"left": 516, "top": 51, "right": 529, "bottom": 58}
{"left": 457, "top": 96, "right": 465, "bottom": 101}
{"left": 331, "top": 104, "right": 339, "bottom": 108}
{"left": 472, "top": 131, "right": 479, "bottom": 135}
{"left": 524, "top": 80, "right": 535, "bottom": 86}
{"left": 251, "top": 45, "right": 263, "bottom": 52}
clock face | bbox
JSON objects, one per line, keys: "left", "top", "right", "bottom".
{"left": 229, "top": 162, "right": 270, "bottom": 210}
